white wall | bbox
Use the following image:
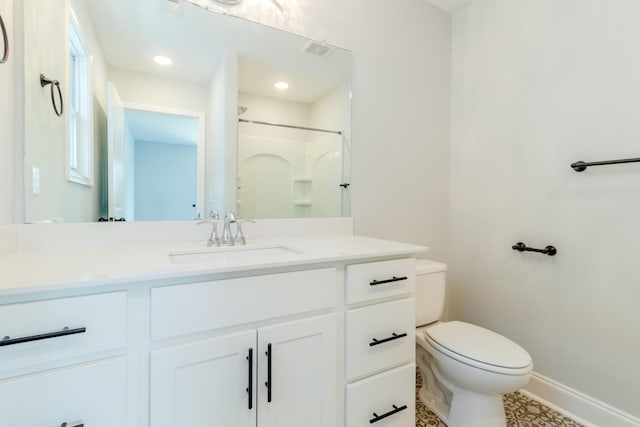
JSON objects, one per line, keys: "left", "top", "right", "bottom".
{"left": 450, "top": 0, "right": 640, "bottom": 418}
{"left": 21, "top": 0, "right": 107, "bottom": 223}
{"left": 0, "top": 0, "right": 15, "bottom": 225}
{"left": 107, "top": 67, "right": 208, "bottom": 113}
{"left": 207, "top": 51, "right": 238, "bottom": 216}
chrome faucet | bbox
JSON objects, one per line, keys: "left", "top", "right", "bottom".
{"left": 220, "top": 211, "right": 237, "bottom": 246}
{"left": 234, "top": 219, "right": 255, "bottom": 245}
{"left": 197, "top": 221, "right": 220, "bottom": 247}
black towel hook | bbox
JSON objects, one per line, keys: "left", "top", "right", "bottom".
{"left": 40, "top": 74, "right": 64, "bottom": 117}
{"left": 512, "top": 242, "right": 557, "bottom": 256}
{"left": 0, "top": 13, "right": 8, "bottom": 64}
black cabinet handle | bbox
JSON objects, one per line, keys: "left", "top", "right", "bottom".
{"left": 0, "top": 13, "right": 8, "bottom": 64}
{"left": 369, "top": 276, "right": 407, "bottom": 286}
{"left": 246, "top": 348, "right": 253, "bottom": 410}
{"left": 61, "top": 423, "right": 84, "bottom": 427}
{"left": 265, "top": 343, "right": 272, "bottom": 402}
{"left": 40, "top": 74, "right": 64, "bottom": 117}
{"left": 369, "top": 332, "right": 408, "bottom": 347}
{"left": 370, "top": 404, "right": 408, "bottom": 424}
{"left": 1, "top": 327, "right": 86, "bottom": 347}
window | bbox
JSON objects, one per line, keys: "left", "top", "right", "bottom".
{"left": 68, "top": 17, "right": 93, "bottom": 186}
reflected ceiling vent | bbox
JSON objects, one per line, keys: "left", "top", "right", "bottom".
{"left": 301, "top": 40, "right": 334, "bottom": 58}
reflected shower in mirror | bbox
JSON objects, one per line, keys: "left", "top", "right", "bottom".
{"left": 22, "top": 0, "right": 351, "bottom": 223}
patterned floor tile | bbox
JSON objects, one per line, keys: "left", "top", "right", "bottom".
{"left": 416, "top": 369, "right": 584, "bottom": 427}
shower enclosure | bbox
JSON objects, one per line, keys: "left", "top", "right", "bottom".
{"left": 237, "top": 118, "right": 347, "bottom": 219}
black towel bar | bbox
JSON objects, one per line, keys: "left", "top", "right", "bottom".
{"left": 571, "top": 157, "right": 640, "bottom": 172}
{"left": 512, "top": 242, "right": 557, "bottom": 256}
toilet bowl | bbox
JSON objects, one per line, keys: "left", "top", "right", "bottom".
{"left": 415, "top": 260, "right": 533, "bottom": 427}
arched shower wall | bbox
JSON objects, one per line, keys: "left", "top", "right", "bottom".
{"left": 311, "top": 149, "right": 342, "bottom": 217}
{"left": 237, "top": 152, "right": 294, "bottom": 218}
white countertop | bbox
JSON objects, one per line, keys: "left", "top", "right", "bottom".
{"left": 0, "top": 234, "right": 427, "bottom": 297}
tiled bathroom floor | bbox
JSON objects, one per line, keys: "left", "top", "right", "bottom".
{"left": 415, "top": 370, "right": 585, "bottom": 427}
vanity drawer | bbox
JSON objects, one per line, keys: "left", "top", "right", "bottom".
{"left": 346, "top": 363, "right": 415, "bottom": 427}
{"left": 345, "top": 297, "right": 415, "bottom": 381}
{"left": 0, "top": 292, "right": 127, "bottom": 376}
{"left": 0, "top": 357, "right": 127, "bottom": 426}
{"left": 151, "top": 267, "right": 337, "bottom": 340}
{"left": 346, "top": 258, "right": 415, "bottom": 305}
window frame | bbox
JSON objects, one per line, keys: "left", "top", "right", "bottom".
{"left": 67, "top": 13, "right": 93, "bottom": 187}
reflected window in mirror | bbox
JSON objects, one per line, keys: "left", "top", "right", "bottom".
{"left": 68, "top": 15, "right": 93, "bottom": 186}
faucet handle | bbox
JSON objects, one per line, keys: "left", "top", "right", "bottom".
{"left": 197, "top": 220, "right": 220, "bottom": 247}
{"left": 234, "top": 219, "right": 255, "bottom": 246}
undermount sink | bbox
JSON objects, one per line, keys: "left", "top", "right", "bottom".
{"left": 169, "top": 245, "right": 302, "bottom": 265}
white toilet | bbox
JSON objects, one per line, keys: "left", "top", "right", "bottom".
{"left": 415, "top": 260, "right": 533, "bottom": 427}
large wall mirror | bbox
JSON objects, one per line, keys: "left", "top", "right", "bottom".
{"left": 22, "top": 0, "right": 351, "bottom": 223}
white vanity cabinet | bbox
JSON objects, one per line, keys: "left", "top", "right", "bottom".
{"left": 149, "top": 268, "right": 338, "bottom": 427}
{"left": 0, "top": 292, "right": 128, "bottom": 426}
{"left": 344, "top": 258, "right": 416, "bottom": 427}
{"left": 0, "top": 232, "right": 425, "bottom": 427}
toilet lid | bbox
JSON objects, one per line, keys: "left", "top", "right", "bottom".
{"left": 424, "top": 321, "right": 532, "bottom": 370}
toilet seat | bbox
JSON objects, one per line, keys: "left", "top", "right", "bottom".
{"left": 420, "top": 321, "right": 532, "bottom": 376}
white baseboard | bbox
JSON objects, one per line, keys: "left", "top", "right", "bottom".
{"left": 523, "top": 372, "right": 640, "bottom": 427}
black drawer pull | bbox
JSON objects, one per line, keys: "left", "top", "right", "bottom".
{"left": 246, "top": 348, "right": 254, "bottom": 410}
{"left": 1, "top": 327, "right": 86, "bottom": 347}
{"left": 369, "top": 276, "right": 407, "bottom": 286}
{"left": 265, "top": 343, "right": 272, "bottom": 402}
{"left": 369, "top": 332, "right": 408, "bottom": 347}
{"left": 370, "top": 404, "right": 408, "bottom": 424}
{"left": 61, "top": 422, "right": 84, "bottom": 427}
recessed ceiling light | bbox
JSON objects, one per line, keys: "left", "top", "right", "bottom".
{"left": 153, "top": 55, "right": 173, "bottom": 66}
{"left": 274, "top": 81, "right": 289, "bottom": 90}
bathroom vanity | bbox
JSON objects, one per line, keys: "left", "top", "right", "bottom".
{"left": 0, "top": 221, "right": 425, "bottom": 427}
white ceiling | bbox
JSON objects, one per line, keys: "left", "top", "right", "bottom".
{"left": 80, "top": 0, "right": 351, "bottom": 104}
{"left": 423, "top": 0, "right": 472, "bottom": 13}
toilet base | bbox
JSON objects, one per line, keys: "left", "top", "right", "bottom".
{"left": 447, "top": 387, "right": 506, "bottom": 427}
{"left": 418, "top": 386, "right": 449, "bottom": 422}
{"left": 418, "top": 360, "right": 508, "bottom": 427}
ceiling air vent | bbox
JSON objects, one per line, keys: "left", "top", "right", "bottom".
{"left": 301, "top": 40, "right": 334, "bottom": 58}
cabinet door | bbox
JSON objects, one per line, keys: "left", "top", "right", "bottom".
{"left": 0, "top": 357, "right": 127, "bottom": 427}
{"left": 257, "top": 314, "right": 337, "bottom": 427}
{"left": 150, "top": 330, "right": 256, "bottom": 427}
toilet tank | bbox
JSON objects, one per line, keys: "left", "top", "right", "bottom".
{"left": 415, "top": 259, "right": 447, "bottom": 327}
